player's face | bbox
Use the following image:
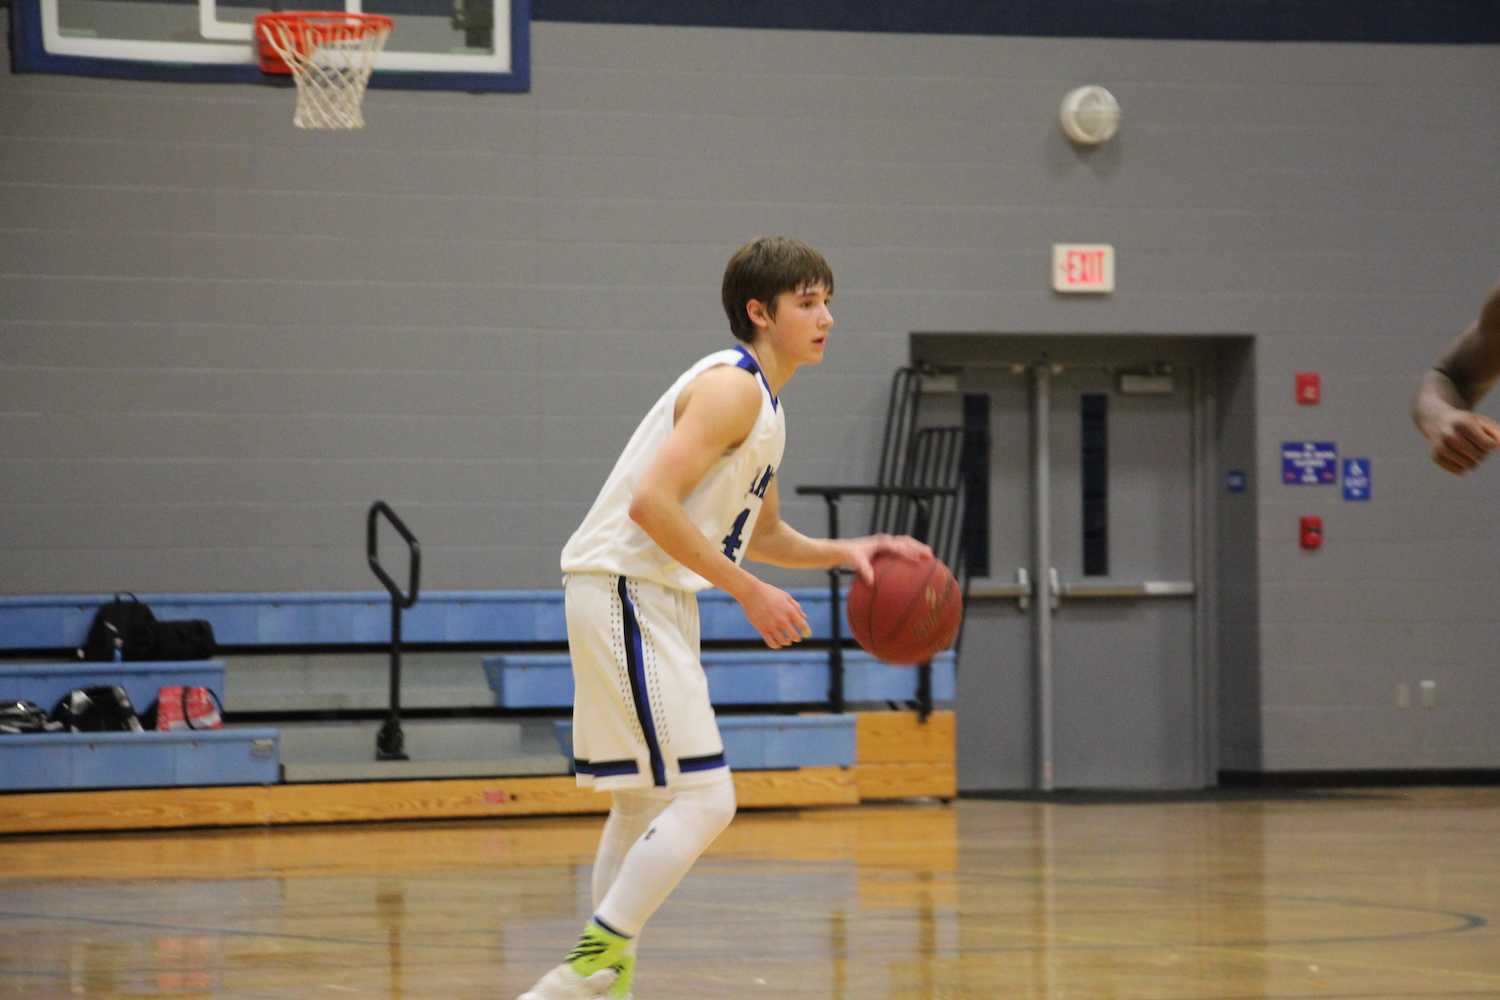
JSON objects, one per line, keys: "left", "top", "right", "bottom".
{"left": 768, "top": 283, "right": 834, "bottom": 365}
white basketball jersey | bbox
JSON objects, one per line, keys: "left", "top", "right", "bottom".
{"left": 561, "top": 345, "right": 786, "bottom": 592}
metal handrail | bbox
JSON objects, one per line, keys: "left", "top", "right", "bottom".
{"left": 367, "top": 500, "right": 421, "bottom": 761}
{"left": 368, "top": 501, "right": 421, "bottom": 609}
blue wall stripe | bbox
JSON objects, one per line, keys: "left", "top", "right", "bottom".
{"left": 616, "top": 576, "right": 667, "bottom": 787}
{"left": 533, "top": 0, "right": 1500, "bottom": 45}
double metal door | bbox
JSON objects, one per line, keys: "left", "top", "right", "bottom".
{"left": 951, "top": 361, "right": 1209, "bottom": 791}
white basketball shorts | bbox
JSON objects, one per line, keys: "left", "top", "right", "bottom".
{"left": 564, "top": 572, "right": 729, "bottom": 791}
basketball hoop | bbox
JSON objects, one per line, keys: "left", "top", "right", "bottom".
{"left": 254, "top": 12, "right": 394, "bottom": 130}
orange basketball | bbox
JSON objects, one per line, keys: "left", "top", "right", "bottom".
{"left": 846, "top": 552, "right": 962, "bottom": 665}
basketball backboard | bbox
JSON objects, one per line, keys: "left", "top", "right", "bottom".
{"left": 10, "top": 0, "right": 528, "bottom": 91}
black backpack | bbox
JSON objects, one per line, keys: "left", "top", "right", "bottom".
{"left": 78, "top": 594, "right": 217, "bottom": 662}
{"left": 0, "top": 700, "right": 62, "bottom": 734}
{"left": 79, "top": 593, "right": 157, "bottom": 661}
{"left": 51, "top": 685, "right": 145, "bottom": 733}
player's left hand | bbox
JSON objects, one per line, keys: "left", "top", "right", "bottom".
{"left": 840, "top": 534, "right": 932, "bottom": 585}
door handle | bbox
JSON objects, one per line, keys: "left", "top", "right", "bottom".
{"left": 1056, "top": 580, "right": 1196, "bottom": 599}
{"left": 968, "top": 572, "right": 1195, "bottom": 607}
{"left": 966, "top": 568, "right": 1033, "bottom": 612}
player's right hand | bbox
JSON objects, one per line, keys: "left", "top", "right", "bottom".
{"left": 1429, "top": 410, "right": 1500, "bottom": 475}
{"left": 740, "top": 581, "right": 811, "bottom": 650}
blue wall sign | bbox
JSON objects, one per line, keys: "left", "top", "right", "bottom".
{"left": 1281, "top": 441, "right": 1338, "bottom": 485}
{"left": 1342, "top": 458, "right": 1371, "bottom": 500}
{"left": 1226, "top": 470, "right": 1247, "bottom": 493}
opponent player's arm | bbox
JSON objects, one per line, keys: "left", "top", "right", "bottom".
{"left": 746, "top": 479, "right": 932, "bottom": 585}
{"left": 628, "top": 367, "right": 809, "bottom": 648}
{"left": 1413, "top": 283, "right": 1500, "bottom": 475}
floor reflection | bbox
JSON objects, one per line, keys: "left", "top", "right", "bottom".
{"left": 1, "top": 791, "right": 1497, "bottom": 998}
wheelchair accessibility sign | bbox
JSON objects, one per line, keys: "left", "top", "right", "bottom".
{"left": 1342, "top": 458, "right": 1371, "bottom": 501}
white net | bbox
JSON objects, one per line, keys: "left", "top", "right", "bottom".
{"left": 257, "top": 14, "right": 393, "bottom": 130}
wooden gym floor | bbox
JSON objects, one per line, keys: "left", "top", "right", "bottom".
{"left": 2, "top": 787, "right": 1499, "bottom": 999}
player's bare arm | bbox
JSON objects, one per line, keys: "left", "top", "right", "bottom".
{"left": 628, "top": 366, "right": 809, "bottom": 648}
{"left": 1413, "top": 282, "right": 1500, "bottom": 475}
{"left": 745, "top": 480, "right": 932, "bottom": 585}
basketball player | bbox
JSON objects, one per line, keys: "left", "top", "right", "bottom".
{"left": 515, "top": 237, "right": 929, "bottom": 1000}
{"left": 1413, "top": 280, "right": 1500, "bottom": 473}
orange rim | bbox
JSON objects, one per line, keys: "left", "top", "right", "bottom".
{"left": 254, "top": 11, "right": 394, "bottom": 74}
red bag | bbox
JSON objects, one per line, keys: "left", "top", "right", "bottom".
{"left": 153, "top": 686, "right": 223, "bottom": 731}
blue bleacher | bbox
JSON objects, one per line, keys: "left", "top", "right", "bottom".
{"left": 484, "top": 649, "right": 956, "bottom": 709}
{"left": 0, "top": 588, "right": 837, "bottom": 650}
{"left": 1, "top": 730, "right": 279, "bottom": 791}
{"left": 0, "top": 660, "right": 227, "bottom": 714}
{"left": 0, "top": 587, "right": 943, "bottom": 793}
{"left": 0, "top": 658, "right": 279, "bottom": 792}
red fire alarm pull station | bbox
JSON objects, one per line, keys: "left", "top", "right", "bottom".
{"left": 1295, "top": 372, "right": 1320, "bottom": 405}
{"left": 1300, "top": 516, "right": 1323, "bottom": 551}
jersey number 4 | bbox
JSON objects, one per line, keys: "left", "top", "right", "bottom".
{"left": 722, "top": 466, "right": 773, "bottom": 561}
{"left": 721, "top": 508, "right": 751, "bottom": 561}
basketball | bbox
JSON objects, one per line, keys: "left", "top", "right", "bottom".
{"left": 846, "top": 552, "right": 963, "bottom": 665}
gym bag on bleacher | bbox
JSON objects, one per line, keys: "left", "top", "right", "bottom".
{"left": 141, "top": 619, "right": 218, "bottom": 661}
{"left": 79, "top": 594, "right": 218, "bottom": 662}
{"left": 0, "top": 700, "right": 63, "bottom": 734}
{"left": 51, "top": 685, "right": 145, "bottom": 733}
{"left": 145, "top": 685, "right": 223, "bottom": 732}
{"left": 79, "top": 593, "right": 157, "bottom": 661}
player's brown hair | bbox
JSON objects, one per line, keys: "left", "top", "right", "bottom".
{"left": 721, "top": 237, "right": 834, "bottom": 344}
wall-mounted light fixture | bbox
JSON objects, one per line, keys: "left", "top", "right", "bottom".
{"left": 1059, "top": 85, "right": 1121, "bottom": 146}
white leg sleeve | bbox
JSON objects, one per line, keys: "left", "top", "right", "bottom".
{"left": 591, "top": 787, "right": 672, "bottom": 911}
{"left": 594, "top": 775, "right": 737, "bottom": 937}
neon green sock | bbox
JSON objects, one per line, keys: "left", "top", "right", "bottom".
{"left": 564, "top": 918, "right": 631, "bottom": 979}
{"left": 606, "top": 952, "right": 635, "bottom": 998}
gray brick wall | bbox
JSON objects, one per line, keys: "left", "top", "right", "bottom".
{"left": 3, "top": 18, "right": 1498, "bottom": 770}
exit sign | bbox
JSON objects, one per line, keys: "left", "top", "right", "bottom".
{"left": 1052, "top": 243, "right": 1115, "bottom": 293}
